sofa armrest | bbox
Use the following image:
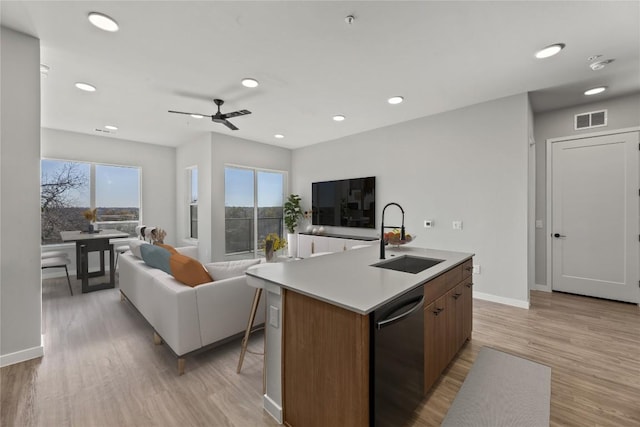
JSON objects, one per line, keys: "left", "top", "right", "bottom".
{"left": 194, "top": 275, "right": 265, "bottom": 346}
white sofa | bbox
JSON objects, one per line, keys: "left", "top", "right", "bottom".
{"left": 119, "top": 246, "right": 264, "bottom": 374}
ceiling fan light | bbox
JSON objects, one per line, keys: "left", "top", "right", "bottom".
{"left": 75, "top": 82, "right": 96, "bottom": 92}
{"left": 88, "top": 12, "right": 119, "bottom": 32}
{"left": 388, "top": 96, "right": 404, "bottom": 105}
{"left": 333, "top": 115, "right": 345, "bottom": 122}
{"left": 584, "top": 86, "right": 606, "bottom": 96}
{"left": 241, "top": 78, "right": 259, "bottom": 88}
{"left": 535, "top": 43, "right": 565, "bottom": 59}
{"left": 190, "top": 114, "right": 204, "bottom": 119}
{"left": 104, "top": 125, "right": 118, "bottom": 130}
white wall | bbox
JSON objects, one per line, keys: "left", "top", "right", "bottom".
{"left": 292, "top": 94, "right": 531, "bottom": 306}
{"left": 41, "top": 128, "right": 177, "bottom": 242}
{"left": 211, "top": 135, "right": 291, "bottom": 261}
{"left": 0, "top": 27, "right": 43, "bottom": 366}
{"left": 176, "top": 134, "right": 212, "bottom": 261}
{"left": 534, "top": 93, "right": 640, "bottom": 287}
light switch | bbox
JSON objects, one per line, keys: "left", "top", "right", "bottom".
{"left": 424, "top": 220, "right": 433, "bottom": 228}
{"left": 452, "top": 221, "right": 463, "bottom": 230}
{"left": 535, "top": 220, "right": 543, "bottom": 229}
{"left": 269, "top": 305, "right": 279, "bottom": 328}
{"left": 473, "top": 264, "right": 481, "bottom": 274}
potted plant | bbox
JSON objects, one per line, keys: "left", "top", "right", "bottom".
{"left": 284, "top": 194, "right": 303, "bottom": 258}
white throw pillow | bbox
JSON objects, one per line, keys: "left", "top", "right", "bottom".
{"left": 204, "top": 259, "right": 261, "bottom": 281}
{"left": 129, "top": 240, "right": 150, "bottom": 259}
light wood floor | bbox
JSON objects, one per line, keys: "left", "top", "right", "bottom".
{"left": 2, "top": 277, "right": 639, "bottom": 426}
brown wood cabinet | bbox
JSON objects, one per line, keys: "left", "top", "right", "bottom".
{"left": 423, "top": 258, "right": 473, "bottom": 394}
{"left": 282, "top": 257, "right": 473, "bottom": 426}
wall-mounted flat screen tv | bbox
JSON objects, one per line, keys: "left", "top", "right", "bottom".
{"left": 312, "top": 176, "right": 375, "bottom": 228}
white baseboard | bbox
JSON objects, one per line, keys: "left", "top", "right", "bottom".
{"left": 531, "top": 283, "right": 551, "bottom": 292}
{"left": 263, "top": 394, "right": 283, "bottom": 424}
{"left": 0, "top": 338, "right": 44, "bottom": 368}
{"left": 473, "top": 291, "right": 530, "bottom": 309}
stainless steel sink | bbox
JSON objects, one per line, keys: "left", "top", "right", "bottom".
{"left": 372, "top": 255, "right": 444, "bottom": 274}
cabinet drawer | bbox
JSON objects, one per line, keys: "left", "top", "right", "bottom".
{"left": 445, "top": 264, "right": 463, "bottom": 288}
{"left": 461, "top": 259, "right": 473, "bottom": 279}
{"left": 423, "top": 274, "right": 447, "bottom": 306}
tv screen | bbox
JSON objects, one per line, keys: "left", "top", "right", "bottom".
{"left": 312, "top": 177, "right": 375, "bottom": 229}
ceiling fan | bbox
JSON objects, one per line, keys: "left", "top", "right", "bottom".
{"left": 168, "top": 98, "right": 251, "bottom": 130}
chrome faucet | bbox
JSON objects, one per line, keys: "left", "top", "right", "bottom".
{"left": 379, "top": 202, "right": 405, "bottom": 260}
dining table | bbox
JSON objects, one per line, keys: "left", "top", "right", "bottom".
{"left": 60, "top": 229, "right": 129, "bottom": 293}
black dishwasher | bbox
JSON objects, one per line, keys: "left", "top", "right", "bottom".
{"left": 371, "top": 285, "right": 425, "bottom": 427}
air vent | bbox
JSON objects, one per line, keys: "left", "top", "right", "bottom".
{"left": 575, "top": 109, "right": 607, "bottom": 130}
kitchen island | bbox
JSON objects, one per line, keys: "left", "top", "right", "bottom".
{"left": 246, "top": 245, "right": 474, "bottom": 426}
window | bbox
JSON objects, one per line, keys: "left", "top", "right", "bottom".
{"left": 41, "top": 159, "right": 141, "bottom": 244}
{"left": 224, "top": 166, "right": 285, "bottom": 259}
{"left": 188, "top": 167, "right": 198, "bottom": 239}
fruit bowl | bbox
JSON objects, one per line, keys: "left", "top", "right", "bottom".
{"left": 383, "top": 231, "right": 416, "bottom": 247}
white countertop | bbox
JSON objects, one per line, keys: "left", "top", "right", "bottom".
{"left": 246, "top": 245, "right": 473, "bottom": 315}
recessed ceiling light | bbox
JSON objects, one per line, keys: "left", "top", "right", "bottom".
{"left": 535, "top": 43, "right": 565, "bottom": 59}
{"left": 75, "top": 82, "right": 96, "bottom": 92}
{"left": 584, "top": 86, "right": 607, "bottom": 96}
{"left": 88, "top": 12, "right": 119, "bottom": 32}
{"left": 274, "top": 134, "right": 284, "bottom": 139}
{"left": 241, "top": 78, "right": 259, "bottom": 88}
{"left": 190, "top": 114, "right": 204, "bottom": 119}
{"left": 388, "top": 96, "right": 404, "bottom": 105}
{"left": 104, "top": 125, "right": 118, "bottom": 130}
{"left": 333, "top": 115, "right": 345, "bottom": 122}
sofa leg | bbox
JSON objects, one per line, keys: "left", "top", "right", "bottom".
{"left": 177, "top": 358, "right": 185, "bottom": 376}
{"left": 153, "top": 332, "right": 163, "bottom": 345}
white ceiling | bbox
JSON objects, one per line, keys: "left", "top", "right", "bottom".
{"left": 2, "top": 1, "right": 639, "bottom": 149}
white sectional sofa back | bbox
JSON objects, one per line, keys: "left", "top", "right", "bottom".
{"left": 119, "top": 246, "right": 264, "bottom": 363}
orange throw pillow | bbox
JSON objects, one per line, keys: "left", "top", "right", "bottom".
{"left": 154, "top": 243, "right": 178, "bottom": 254}
{"left": 169, "top": 253, "right": 212, "bottom": 287}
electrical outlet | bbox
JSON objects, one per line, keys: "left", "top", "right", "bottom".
{"left": 535, "top": 220, "right": 543, "bottom": 229}
{"left": 452, "top": 220, "right": 463, "bottom": 230}
{"left": 424, "top": 220, "right": 433, "bottom": 228}
{"left": 269, "top": 305, "right": 279, "bottom": 328}
{"left": 473, "top": 264, "right": 480, "bottom": 274}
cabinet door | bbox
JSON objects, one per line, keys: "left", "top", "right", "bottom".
{"left": 313, "top": 236, "right": 330, "bottom": 254}
{"left": 327, "top": 237, "right": 348, "bottom": 253}
{"left": 298, "top": 234, "right": 313, "bottom": 258}
{"left": 424, "top": 295, "right": 447, "bottom": 392}
{"left": 445, "top": 287, "right": 459, "bottom": 364}
{"left": 462, "top": 278, "right": 473, "bottom": 341}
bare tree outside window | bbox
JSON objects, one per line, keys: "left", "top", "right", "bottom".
{"left": 41, "top": 162, "right": 90, "bottom": 244}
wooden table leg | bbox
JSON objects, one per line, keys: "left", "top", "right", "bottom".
{"left": 237, "top": 288, "right": 263, "bottom": 374}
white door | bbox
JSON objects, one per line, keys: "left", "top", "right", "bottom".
{"left": 552, "top": 131, "right": 639, "bottom": 303}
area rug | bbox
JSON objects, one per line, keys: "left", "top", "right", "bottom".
{"left": 441, "top": 347, "right": 551, "bottom": 427}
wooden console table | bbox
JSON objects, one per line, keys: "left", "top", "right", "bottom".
{"left": 60, "top": 229, "right": 129, "bottom": 293}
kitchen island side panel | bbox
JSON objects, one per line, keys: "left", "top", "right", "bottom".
{"left": 283, "top": 289, "right": 369, "bottom": 427}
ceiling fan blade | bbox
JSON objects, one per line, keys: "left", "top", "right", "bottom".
{"left": 222, "top": 109, "right": 251, "bottom": 119}
{"left": 222, "top": 120, "right": 239, "bottom": 131}
{"left": 168, "top": 110, "right": 212, "bottom": 117}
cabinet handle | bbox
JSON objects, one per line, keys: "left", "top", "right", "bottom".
{"left": 453, "top": 293, "right": 462, "bottom": 300}
{"left": 433, "top": 307, "right": 444, "bottom": 316}
{"left": 465, "top": 266, "right": 473, "bottom": 271}
{"left": 466, "top": 282, "right": 473, "bottom": 288}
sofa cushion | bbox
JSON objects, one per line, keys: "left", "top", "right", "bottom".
{"left": 129, "top": 240, "right": 150, "bottom": 259}
{"left": 140, "top": 244, "right": 172, "bottom": 274}
{"left": 155, "top": 243, "right": 177, "bottom": 254}
{"left": 169, "top": 253, "right": 212, "bottom": 287}
{"left": 204, "top": 259, "right": 261, "bottom": 281}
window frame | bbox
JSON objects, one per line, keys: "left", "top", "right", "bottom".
{"left": 224, "top": 164, "right": 288, "bottom": 259}
{"left": 187, "top": 166, "right": 198, "bottom": 240}
{"left": 40, "top": 158, "right": 142, "bottom": 245}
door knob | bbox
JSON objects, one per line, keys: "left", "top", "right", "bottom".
{"left": 553, "top": 233, "right": 566, "bottom": 238}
